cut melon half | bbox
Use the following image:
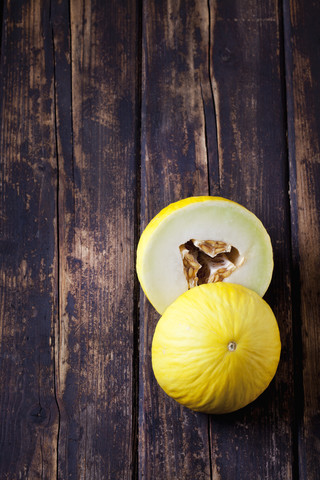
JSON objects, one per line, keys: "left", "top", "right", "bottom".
{"left": 136, "top": 196, "right": 273, "bottom": 314}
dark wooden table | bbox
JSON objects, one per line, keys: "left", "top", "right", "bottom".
{"left": 0, "top": 1, "right": 319, "bottom": 479}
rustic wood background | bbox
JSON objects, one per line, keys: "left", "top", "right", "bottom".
{"left": 0, "top": 0, "right": 319, "bottom": 479}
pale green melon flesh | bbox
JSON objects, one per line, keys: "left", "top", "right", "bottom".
{"left": 137, "top": 199, "right": 273, "bottom": 314}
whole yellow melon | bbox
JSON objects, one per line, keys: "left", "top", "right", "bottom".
{"left": 152, "top": 283, "right": 281, "bottom": 414}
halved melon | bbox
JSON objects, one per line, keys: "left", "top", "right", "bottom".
{"left": 137, "top": 196, "right": 273, "bottom": 314}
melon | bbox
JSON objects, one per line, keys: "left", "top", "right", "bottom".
{"left": 151, "top": 283, "right": 281, "bottom": 414}
{"left": 136, "top": 196, "right": 273, "bottom": 314}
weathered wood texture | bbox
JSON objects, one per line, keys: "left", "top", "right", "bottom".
{"left": 0, "top": 1, "right": 59, "bottom": 478}
{"left": 0, "top": 0, "right": 140, "bottom": 478}
{"left": 0, "top": 0, "right": 319, "bottom": 479}
{"left": 139, "top": 1, "right": 212, "bottom": 478}
{"left": 284, "top": 0, "right": 320, "bottom": 478}
{"left": 139, "top": 0, "right": 294, "bottom": 478}
{"left": 208, "top": 1, "right": 295, "bottom": 477}
{"left": 53, "top": 0, "right": 140, "bottom": 478}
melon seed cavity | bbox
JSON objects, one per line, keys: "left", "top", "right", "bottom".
{"left": 179, "top": 239, "right": 244, "bottom": 289}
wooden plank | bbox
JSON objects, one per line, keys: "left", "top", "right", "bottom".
{"left": 140, "top": 0, "right": 295, "bottom": 479}
{"left": 207, "top": 1, "right": 295, "bottom": 478}
{"left": 0, "top": 1, "right": 59, "bottom": 478}
{"left": 283, "top": 0, "right": 320, "bottom": 478}
{"left": 53, "top": 1, "right": 140, "bottom": 478}
{"left": 139, "top": 1, "right": 213, "bottom": 478}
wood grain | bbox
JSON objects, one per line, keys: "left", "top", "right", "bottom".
{"left": 53, "top": 0, "right": 140, "bottom": 478}
{"left": 140, "top": 0, "right": 295, "bottom": 478}
{"left": 284, "top": 0, "right": 320, "bottom": 477}
{"left": 0, "top": 1, "right": 59, "bottom": 478}
{"left": 139, "top": 1, "right": 212, "bottom": 478}
{"left": 208, "top": 1, "right": 294, "bottom": 478}
{"left": 0, "top": 0, "right": 319, "bottom": 478}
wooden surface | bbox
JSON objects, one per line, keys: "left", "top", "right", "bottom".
{"left": 0, "top": 0, "right": 319, "bottom": 479}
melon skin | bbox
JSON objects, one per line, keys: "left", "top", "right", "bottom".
{"left": 137, "top": 196, "right": 273, "bottom": 314}
{"left": 151, "top": 283, "right": 281, "bottom": 414}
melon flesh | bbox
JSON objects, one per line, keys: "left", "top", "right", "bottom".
{"left": 136, "top": 197, "right": 273, "bottom": 314}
